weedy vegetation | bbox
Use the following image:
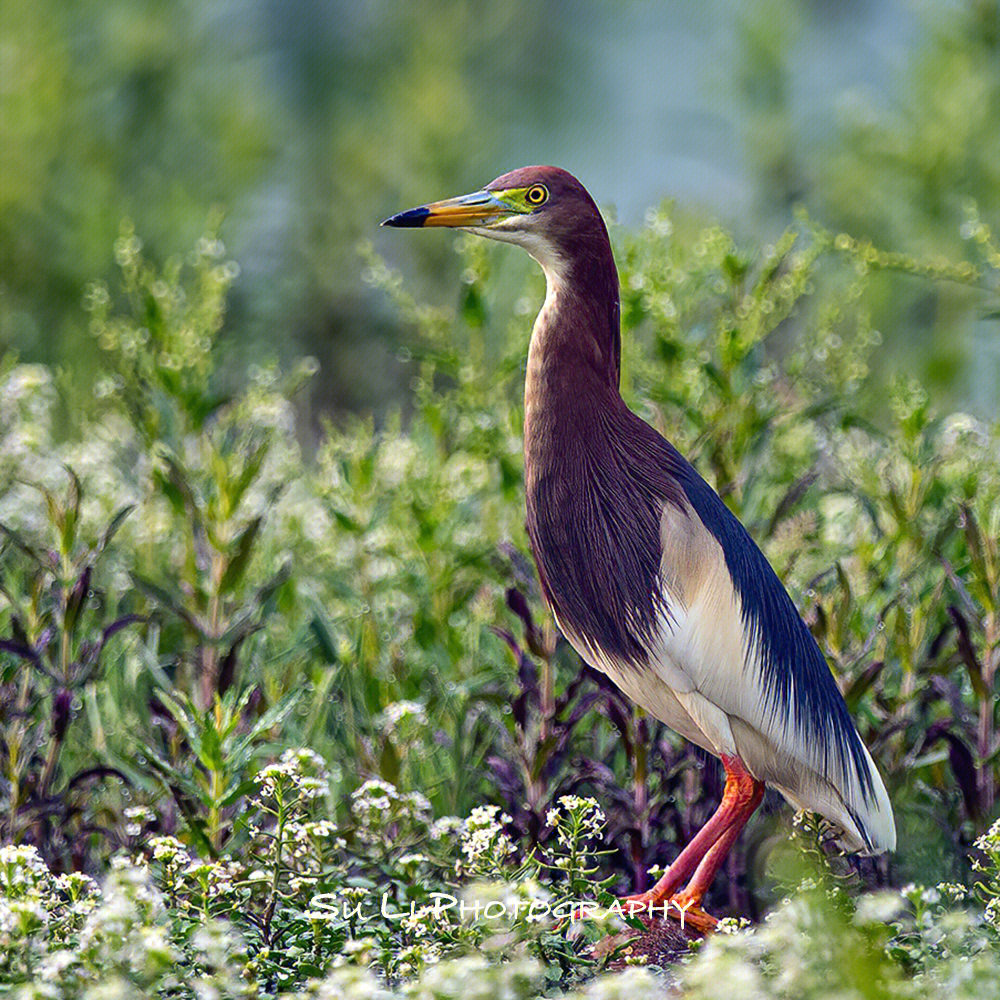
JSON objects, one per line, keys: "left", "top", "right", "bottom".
{"left": 2, "top": 207, "right": 1000, "bottom": 997}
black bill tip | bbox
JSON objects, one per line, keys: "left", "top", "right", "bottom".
{"left": 380, "top": 206, "right": 430, "bottom": 228}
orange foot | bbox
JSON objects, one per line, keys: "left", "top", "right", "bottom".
{"left": 618, "top": 888, "right": 668, "bottom": 914}
{"left": 617, "top": 890, "right": 718, "bottom": 936}
{"left": 664, "top": 892, "right": 718, "bottom": 934}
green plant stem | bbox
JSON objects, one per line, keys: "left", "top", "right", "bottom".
{"left": 540, "top": 650, "right": 553, "bottom": 744}
{"left": 37, "top": 734, "right": 63, "bottom": 803}
{"left": 209, "top": 752, "right": 223, "bottom": 854}
{"left": 6, "top": 672, "right": 34, "bottom": 838}
{"left": 633, "top": 711, "right": 649, "bottom": 851}
{"left": 200, "top": 555, "right": 224, "bottom": 710}
{"left": 262, "top": 797, "right": 287, "bottom": 945}
{"left": 38, "top": 570, "right": 73, "bottom": 801}
{"left": 979, "top": 614, "right": 999, "bottom": 816}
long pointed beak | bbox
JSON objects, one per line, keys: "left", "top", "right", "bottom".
{"left": 381, "top": 190, "right": 511, "bottom": 228}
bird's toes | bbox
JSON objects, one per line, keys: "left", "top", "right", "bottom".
{"left": 617, "top": 889, "right": 719, "bottom": 935}
{"left": 617, "top": 889, "right": 668, "bottom": 916}
{"left": 663, "top": 893, "right": 718, "bottom": 935}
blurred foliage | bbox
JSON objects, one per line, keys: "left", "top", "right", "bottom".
{"left": 0, "top": 0, "right": 571, "bottom": 421}
{"left": 735, "top": 0, "right": 1000, "bottom": 408}
{"left": 3, "top": 0, "right": 1000, "bottom": 423}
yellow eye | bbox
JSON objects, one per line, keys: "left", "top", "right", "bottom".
{"left": 525, "top": 184, "right": 548, "bottom": 206}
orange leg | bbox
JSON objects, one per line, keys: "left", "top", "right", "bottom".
{"left": 666, "top": 774, "right": 764, "bottom": 932}
{"left": 621, "top": 755, "right": 764, "bottom": 932}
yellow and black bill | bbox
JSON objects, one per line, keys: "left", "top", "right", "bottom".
{"left": 381, "top": 190, "right": 513, "bottom": 228}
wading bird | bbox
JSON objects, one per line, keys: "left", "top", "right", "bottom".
{"left": 383, "top": 166, "right": 895, "bottom": 932}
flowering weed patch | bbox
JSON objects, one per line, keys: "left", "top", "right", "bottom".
{"left": 2, "top": 212, "right": 1000, "bottom": 994}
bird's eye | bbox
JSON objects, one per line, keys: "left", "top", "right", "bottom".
{"left": 525, "top": 184, "right": 548, "bottom": 206}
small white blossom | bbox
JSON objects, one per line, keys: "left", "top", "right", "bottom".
{"left": 0, "top": 845, "right": 51, "bottom": 896}
{"left": 582, "top": 966, "right": 672, "bottom": 998}
{"left": 148, "top": 836, "right": 191, "bottom": 873}
{"left": 430, "top": 816, "right": 463, "bottom": 842}
{"left": 253, "top": 747, "right": 331, "bottom": 802}
{"left": 974, "top": 817, "right": 1000, "bottom": 854}
{"left": 855, "top": 891, "right": 904, "bottom": 925}
{"left": 123, "top": 806, "right": 156, "bottom": 838}
{"left": 377, "top": 700, "right": 428, "bottom": 731}
{"left": 459, "top": 805, "right": 515, "bottom": 871}
{"left": 936, "top": 881, "right": 967, "bottom": 902}
{"left": 550, "top": 794, "right": 605, "bottom": 847}
{"left": 397, "top": 853, "right": 428, "bottom": 873}
{"left": 302, "top": 819, "right": 337, "bottom": 839}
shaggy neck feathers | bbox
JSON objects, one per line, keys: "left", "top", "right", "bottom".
{"left": 521, "top": 226, "right": 678, "bottom": 665}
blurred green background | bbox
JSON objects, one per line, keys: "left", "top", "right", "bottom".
{"left": 2, "top": 0, "right": 998, "bottom": 428}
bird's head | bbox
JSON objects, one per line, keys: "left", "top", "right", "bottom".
{"left": 382, "top": 166, "right": 608, "bottom": 280}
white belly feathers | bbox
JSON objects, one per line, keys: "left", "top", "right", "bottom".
{"left": 552, "top": 497, "right": 895, "bottom": 855}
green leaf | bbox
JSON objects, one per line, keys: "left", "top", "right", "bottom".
{"left": 218, "top": 777, "right": 257, "bottom": 809}
{"left": 129, "top": 572, "right": 203, "bottom": 634}
{"left": 219, "top": 516, "right": 262, "bottom": 595}
{"left": 254, "top": 561, "right": 292, "bottom": 608}
{"left": 379, "top": 738, "right": 401, "bottom": 784}
{"left": 0, "top": 523, "right": 45, "bottom": 566}
{"left": 230, "top": 690, "right": 301, "bottom": 763}
{"left": 56, "top": 466, "right": 82, "bottom": 556}
{"left": 64, "top": 566, "right": 92, "bottom": 638}
{"left": 98, "top": 505, "right": 136, "bottom": 554}
{"left": 155, "top": 447, "right": 200, "bottom": 519}
{"left": 309, "top": 606, "right": 340, "bottom": 665}
{"left": 198, "top": 713, "right": 224, "bottom": 773}
{"left": 227, "top": 439, "right": 270, "bottom": 514}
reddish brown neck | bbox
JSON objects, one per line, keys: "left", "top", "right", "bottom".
{"left": 523, "top": 241, "right": 622, "bottom": 479}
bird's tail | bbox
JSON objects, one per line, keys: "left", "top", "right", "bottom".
{"left": 833, "top": 739, "right": 895, "bottom": 854}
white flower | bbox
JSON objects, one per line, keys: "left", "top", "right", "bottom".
{"left": 936, "top": 882, "right": 967, "bottom": 902}
{"left": 401, "top": 791, "right": 432, "bottom": 820}
{"left": 148, "top": 836, "right": 191, "bottom": 871}
{"left": 54, "top": 872, "right": 99, "bottom": 901}
{"left": 0, "top": 844, "right": 51, "bottom": 895}
{"left": 351, "top": 778, "right": 398, "bottom": 809}
{"left": 6, "top": 898, "right": 49, "bottom": 933}
{"left": 414, "top": 955, "right": 544, "bottom": 999}
{"left": 38, "top": 947, "right": 79, "bottom": 981}
{"left": 974, "top": 817, "right": 1000, "bottom": 854}
{"left": 430, "top": 816, "right": 463, "bottom": 842}
{"left": 401, "top": 905, "right": 434, "bottom": 937}
{"left": 311, "top": 965, "right": 392, "bottom": 998}
{"left": 854, "top": 891, "right": 904, "bottom": 925}
{"left": 253, "top": 747, "right": 330, "bottom": 802}
{"left": 459, "top": 805, "right": 515, "bottom": 869}
{"left": 548, "top": 795, "right": 606, "bottom": 847}
{"left": 397, "top": 853, "right": 428, "bottom": 871}
{"left": 301, "top": 819, "right": 337, "bottom": 839}
{"left": 351, "top": 778, "right": 399, "bottom": 835}
{"left": 941, "top": 412, "right": 988, "bottom": 451}
{"left": 123, "top": 806, "right": 156, "bottom": 838}
{"left": 378, "top": 700, "right": 428, "bottom": 731}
